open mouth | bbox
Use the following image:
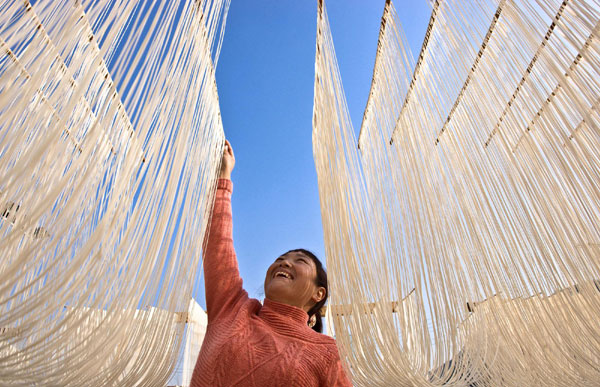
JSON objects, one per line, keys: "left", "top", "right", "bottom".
{"left": 273, "top": 271, "right": 293, "bottom": 280}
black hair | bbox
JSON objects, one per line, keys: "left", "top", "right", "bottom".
{"left": 286, "top": 249, "right": 328, "bottom": 333}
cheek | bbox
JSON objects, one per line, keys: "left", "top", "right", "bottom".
{"left": 295, "top": 269, "right": 316, "bottom": 292}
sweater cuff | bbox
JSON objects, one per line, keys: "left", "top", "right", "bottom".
{"left": 217, "top": 178, "right": 233, "bottom": 193}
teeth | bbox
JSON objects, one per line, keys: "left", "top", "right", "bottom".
{"left": 275, "top": 271, "right": 291, "bottom": 279}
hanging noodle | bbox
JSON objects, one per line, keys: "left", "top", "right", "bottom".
{"left": 0, "top": 0, "right": 229, "bottom": 385}
{"left": 313, "top": 0, "right": 600, "bottom": 385}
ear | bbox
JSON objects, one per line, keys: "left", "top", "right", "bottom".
{"left": 312, "top": 287, "right": 326, "bottom": 304}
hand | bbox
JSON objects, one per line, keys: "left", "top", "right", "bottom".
{"left": 219, "top": 139, "right": 235, "bottom": 179}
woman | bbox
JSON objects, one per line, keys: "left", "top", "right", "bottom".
{"left": 191, "top": 141, "right": 351, "bottom": 386}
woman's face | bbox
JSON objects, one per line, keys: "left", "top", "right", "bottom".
{"left": 264, "top": 251, "right": 325, "bottom": 312}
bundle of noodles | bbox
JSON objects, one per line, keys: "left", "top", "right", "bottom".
{"left": 0, "top": 0, "right": 229, "bottom": 384}
{"left": 313, "top": 0, "right": 600, "bottom": 385}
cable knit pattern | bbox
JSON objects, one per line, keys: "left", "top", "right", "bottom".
{"left": 191, "top": 179, "right": 352, "bottom": 387}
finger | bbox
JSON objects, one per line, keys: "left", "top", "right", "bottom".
{"left": 224, "top": 140, "right": 234, "bottom": 157}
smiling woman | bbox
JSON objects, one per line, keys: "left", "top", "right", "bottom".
{"left": 190, "top": 142, "right": 351, "bottom": 386}
{"left": 265, "top": 249, "right": 328, "bottom": 332}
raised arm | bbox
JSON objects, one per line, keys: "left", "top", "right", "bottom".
{"left": 203, "top": 140, "right": 247, "bottom": 323}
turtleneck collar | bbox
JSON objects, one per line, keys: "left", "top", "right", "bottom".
{"left": 259, "top": 298, "right": 309, "bottom": 328}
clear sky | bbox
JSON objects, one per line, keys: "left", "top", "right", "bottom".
{"left": 194, "top": 1, "right": 431, "bottom": 307}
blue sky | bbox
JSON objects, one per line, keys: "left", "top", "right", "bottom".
{"left": 194, "top": 1, "right": 431, "bottom": 306}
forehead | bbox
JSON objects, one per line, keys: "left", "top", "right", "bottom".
{"left": 278, "top": 251, "right": 316, "bottom": 266}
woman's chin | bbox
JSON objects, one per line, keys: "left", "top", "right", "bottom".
{"left": 265, "top": 282, "right": 294, "bottom": 303}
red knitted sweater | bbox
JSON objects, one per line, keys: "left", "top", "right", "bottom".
{"left": 191, "top": 179, "right": 352, "bottom": 387}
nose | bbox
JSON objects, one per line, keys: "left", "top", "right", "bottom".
{"left": 278, "top": 258, "right": 292, "bottom": 268}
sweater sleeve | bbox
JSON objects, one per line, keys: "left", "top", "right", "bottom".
{"left": 325, "top": 352, "right": 352, "bottom": 386}
{"left": 203, "top": 178, "right": 248, "bottom": 323}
